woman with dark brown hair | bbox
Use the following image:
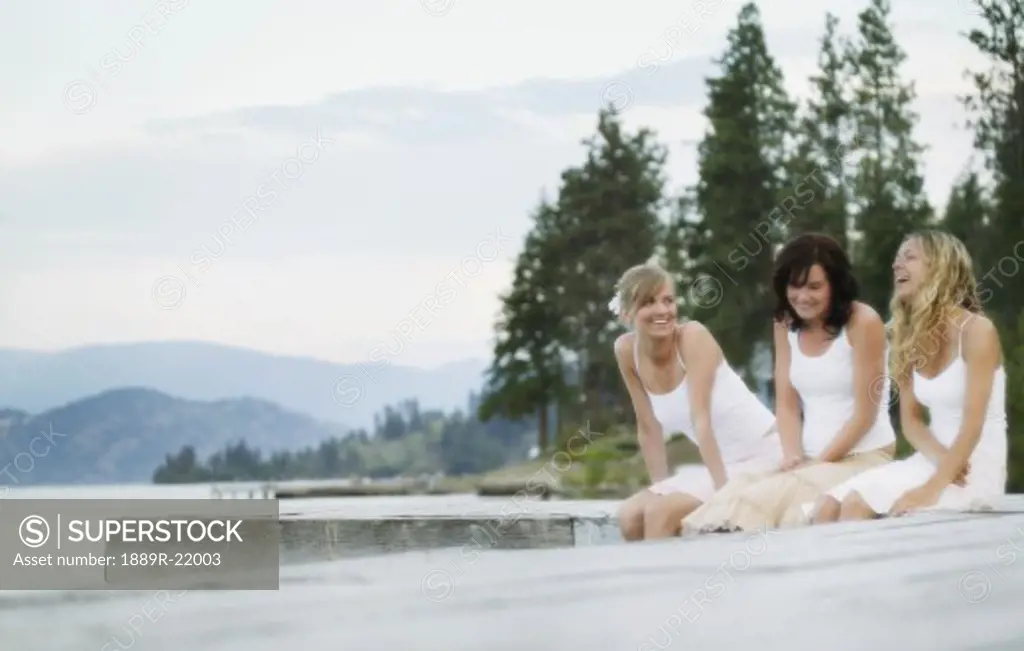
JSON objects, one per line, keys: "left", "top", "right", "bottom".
{"left": 682, "top": 233, "right": 896, "bottom": 533}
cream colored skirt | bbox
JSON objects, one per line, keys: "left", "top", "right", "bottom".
{"left": 648, "top": 429, "right": 783, "bottom": 503}
{"left": 681, "top": 447, "right": 893, "bottom": 533}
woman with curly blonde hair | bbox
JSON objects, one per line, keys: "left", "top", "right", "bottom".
{"left": 809, "top": 229, "right": 1008, "bottom": 521}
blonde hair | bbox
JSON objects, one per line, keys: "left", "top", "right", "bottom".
{"left": 888, "top": 230, "right": 981, "bottom": 383}
{"left": 613, "top": 262, "right": 673, "bottom": 320}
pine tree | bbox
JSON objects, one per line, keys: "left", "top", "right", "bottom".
{"left": 478, "top": 201, "right": 571, "bottom": 452}
{"left": 786, "top": 13, "right": 855, "bottom": 247}
{"left": 847, "top": 0, "right": 933, "bottom": 317}
{"left": 961, "top": 0, "right": 1024, "bottom": 490}
{"left": 1005, "top": 312, "right": 1024, "bottom": 492}
{"left": 549, "top": 109, "right": 668, "bottom": 429}
{"left": 939, "top": 169, "right": 991, "bottom": 265}
{"left": 480, "top": 109, "right": 668, "bottom": 442}
{"left": 660, "top": 192, "right": 702, "bottom": 311}
{"left": 683, "top": 2, "right": 795, "bottom": 380}
{"left": 961, "top": 0, "right": 1024, "bottom": 331}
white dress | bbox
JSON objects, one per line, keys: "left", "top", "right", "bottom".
{"left": 786, "top": 326, "right": 896, "bottom": 457}
{"left": 821, "top": 329, "right": 1008, "bottom": 514}
{"left": 630, "top": 331, "right": 781, "bottom": 503}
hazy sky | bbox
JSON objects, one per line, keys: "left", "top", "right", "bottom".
{"left": 0, "top": 0, "right": 989, "bottom": 367}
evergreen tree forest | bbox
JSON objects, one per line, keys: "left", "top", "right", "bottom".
{"left": 153, "top": 397, "right": 535, "bottom": 483}
{"left": 478, "top": 0, "right": 1024, "bottom": 490}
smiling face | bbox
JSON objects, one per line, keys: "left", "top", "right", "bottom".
{"left": 893, "top": 236, "right": 928, "bottom": 301}
{"left": 785, "top": 264, "right": 832, "bottom": 324}
{"left": 630, "top": 281, "right": 677, "bottom": 338}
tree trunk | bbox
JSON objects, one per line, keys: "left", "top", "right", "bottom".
{"left": 537, "top": 403, "right": 549, "bottom": 453}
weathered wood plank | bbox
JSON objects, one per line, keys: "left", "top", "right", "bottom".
{"left": 275, "top": 497, "right": 622, "bottom": 559}
{"left": 278, "top": 516, "right": 594, "bottom": 561}
{"left": 277, "top": 496, "right": 622, "bottom": 519}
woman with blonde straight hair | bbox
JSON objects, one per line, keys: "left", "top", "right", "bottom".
{"left": 612, "top": 262, "right": 784, "bottom": 541}
{"left": 809, "top": 230, "right": 1007, "bottom": 521}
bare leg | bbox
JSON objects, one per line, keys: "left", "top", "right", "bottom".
{"left": 643, "top": 493, "right": 703, "bottom": 539}
{"left": 616, "top": 489, "right": 659, "bottom": 541}
{"left": 810, "top": 496, "right": 841, "bottom": 524}
{"left": 838, "top": 491, "right": 880, "bottom": 521}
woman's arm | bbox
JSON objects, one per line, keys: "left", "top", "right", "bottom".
{"left": 680, "top": 322, "right": 728, "bottom": 489}
{"left": 924, "top": 316, "right": 1002, "bottom": 491}
{"left": 816, "top": 306, "right": 887, "bottom": 462}
{"left": 614, "top": 334, "right": 669, "bottom": 483}
{"left": 772, "top": 322, "right": 804, "bottom": 464}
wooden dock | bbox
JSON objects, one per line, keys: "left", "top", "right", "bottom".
{"left": 276, "top": 497, "right": 619, "bottom": 561}
{"left": 210, "top": 477, "right": 560, "bottom": 500}
{"left": 4, "top": 498, "right": 1023, "bottom": 650}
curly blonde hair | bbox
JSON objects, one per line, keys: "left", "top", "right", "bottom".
{"left": 888, "top": 230, "right": 982, "bottom": 383}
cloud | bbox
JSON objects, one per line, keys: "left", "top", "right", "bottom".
{"left": 141, "top": 56, "right": 718, "bottom": 143}
{"left": 0, "top": 33, "right": 983, "bottom": 360}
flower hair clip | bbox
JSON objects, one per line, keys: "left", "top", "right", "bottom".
{"left": 608, "top": 294, "right": 622, "bottom": 316}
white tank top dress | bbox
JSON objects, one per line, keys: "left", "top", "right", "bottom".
{"left": 826, "top": 324, "right": 1008, "bottom": 513}
{"left": 787, "top": 326, "right": 896, "bottom": 457}
{"left": 636, "top": 329, "right": 781, "bottom": 502}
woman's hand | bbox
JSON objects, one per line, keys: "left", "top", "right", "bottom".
{"left": 953, "top": 462, "right": 970, "bottom": 487}
{"left": 889, "top": 483, "right": 941, "bottom": 516}
{"left": 778, "top": 455, "right": 806, "bottom": 472}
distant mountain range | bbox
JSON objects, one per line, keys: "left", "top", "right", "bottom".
{"left": 0, "top": 341, "right": 488, "bottom": 428}
{"left": 0, "top": 387, "right": 351, "bottom": 486}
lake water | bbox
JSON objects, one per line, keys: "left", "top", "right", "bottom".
{"left": 3, "top": 481, "right": 265, "bottom": 500}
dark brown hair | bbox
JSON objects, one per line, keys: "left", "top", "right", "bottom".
{"left": 772, "top": 232, "right": 858, "bottom": 334}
